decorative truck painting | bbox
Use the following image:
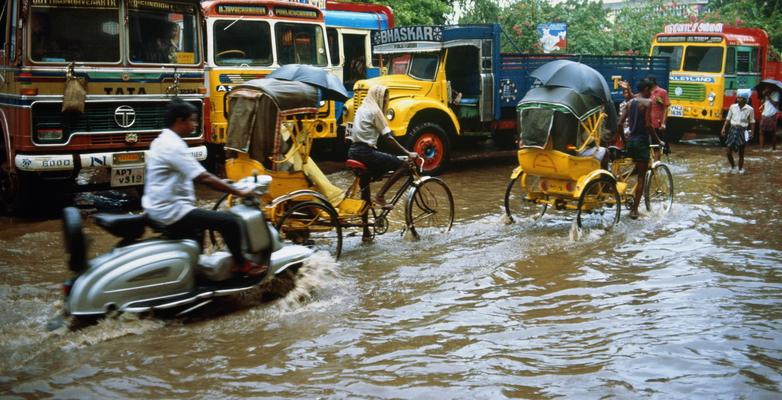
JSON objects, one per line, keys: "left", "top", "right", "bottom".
{"left": 0, "top": 0, "right": 207, "bottom": 213}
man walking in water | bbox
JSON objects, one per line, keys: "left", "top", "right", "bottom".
{"left": 720, "top": 91, "right": 755, "bottom": 173}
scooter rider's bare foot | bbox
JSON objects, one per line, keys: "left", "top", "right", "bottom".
{"left": 629, "top": 209, "right": 639, "bottom": 220}
{"left": 235, "top": 260, "right": 268, "bottom": 277}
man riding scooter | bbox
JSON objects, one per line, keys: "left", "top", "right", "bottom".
{"left": 143, "top": 99, "right": 267, "bottom": 276}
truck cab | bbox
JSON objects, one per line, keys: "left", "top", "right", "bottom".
{"left": 344, "top": 25, "right": 502, "bottom": 174}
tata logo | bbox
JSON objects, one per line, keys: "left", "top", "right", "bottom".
{"left": 114, "top": 105, "right": 136, "bottom": 128}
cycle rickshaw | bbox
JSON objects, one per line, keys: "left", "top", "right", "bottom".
{"left": 214, "top": 76, "right": 454, "bottom": 258}
{"left": 504, "top": 64, "right": 673, "bottom": 230}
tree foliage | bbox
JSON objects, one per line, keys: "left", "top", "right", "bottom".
{"left": 369, "top": 0, "right": 452, "bottom": 26}
{"left": 454, "top": 0, "right": 781, "bottom": 58}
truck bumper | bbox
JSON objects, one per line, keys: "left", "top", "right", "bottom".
{"left": 14, "top": 146, "right": 208, "bottom": 172}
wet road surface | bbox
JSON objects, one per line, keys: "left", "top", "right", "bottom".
{"left": 1, "top": 143, "right": 781, "bottom": 398}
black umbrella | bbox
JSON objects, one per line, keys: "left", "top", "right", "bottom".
{"left": 267, "top": 64, "right": 349, "bottom": 101}
{"left": 753, "top": 79, "right": 782, "bottom": 93}
{"left": 530, "top": 60, "right": 616, "bottom": 128}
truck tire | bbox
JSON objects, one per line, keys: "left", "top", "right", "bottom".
{"left": 0, "top": 170, "right": 35, "bottom": 215}
{"left": 664, "top": 119, "right": 686, "bottom": 143}
{"left": 407, "top": 123, "right": 450, "bottom": 175}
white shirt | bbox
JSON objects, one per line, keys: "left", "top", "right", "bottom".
{"left": 351, "top": 104, "right": 391, "bottom": 148}
{"left": 142, "top": 129, "right": 206, "bottom": 225}
{"left": 725, "top": 103, "right": 755, "bottom": 128}
{"left": 762, "top": 91, "right": 779, "bottom": 117}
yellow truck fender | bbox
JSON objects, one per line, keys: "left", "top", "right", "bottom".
{"left": 386, "top": 97, "right": 461, "bottom": 137}
{"left": 573, "top": 169, "right": 615, "bottom": 200}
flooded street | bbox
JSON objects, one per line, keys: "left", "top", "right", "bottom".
{"left": 1, "top": 143, "right": 781, "bottom": 398}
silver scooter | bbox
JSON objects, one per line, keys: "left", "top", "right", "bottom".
{"left": 61, "top": 175, "right": 313, "bottom": 324}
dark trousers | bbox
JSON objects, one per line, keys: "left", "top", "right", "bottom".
{"left": 168, "top": 208, "right": 245, "bottom": 264}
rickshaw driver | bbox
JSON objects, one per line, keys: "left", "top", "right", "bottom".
{"left": 348, "top": 85, "right": 418, "bottom": 208}
{"left": 616, "top": 79, "right": 663, "bottom": 219}
{"left": 143, "top": 99, "right": 268, "bottom": 276}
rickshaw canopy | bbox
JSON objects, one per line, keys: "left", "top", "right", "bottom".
{"left": 516, "top": 86, "right": 603, "bottom": 151}
{"left": 225, "top": 78, "right": 320, "bottom": 166}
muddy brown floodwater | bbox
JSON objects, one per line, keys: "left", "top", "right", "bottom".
{"left": 1, "top": 142, "right": 781, "bottom": 399}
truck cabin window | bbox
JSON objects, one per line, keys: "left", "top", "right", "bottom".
{"left": 214, "top": 20, "right": 272, "bottom": 66}
{"left": 387, "top": 53, "right": 438, "bottom": 81}
{"left": 30, "top": 4, "right": 120, "bottom": 63}
{"left": 682, "top": 46, "right": 723, "bottom": 73}
{"left": 275, "top": 23, "right": 327, "bottom": 66}
{"left": 652, "top": 45, "right": 683, "bottom": 71}
{"left": 129, "top": 3, "right": 199, "bottom": 64}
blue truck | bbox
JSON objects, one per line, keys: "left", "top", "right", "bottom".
{"left": 344, "top": 24, "right": 670, "bottom": 174}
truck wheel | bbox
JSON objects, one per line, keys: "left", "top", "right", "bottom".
{"left": 407, "top": 123, "right": 450, "bottom": 175}
{"left": 664, "top": 120, "right": 685, "bottom": 143}
{"left": 0, "top": 170, "right": 34, "bottom": 214}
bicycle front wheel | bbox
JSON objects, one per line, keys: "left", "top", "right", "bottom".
{"left": 405, "top": 177, "right": 454, "bottom": 239}
{"left": 644, "top": 163, "right": 674, "bottom": 214}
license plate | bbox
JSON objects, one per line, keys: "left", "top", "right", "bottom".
{"left": 111, "top": 166, "right": 144, "bottom": 187}
{"left": 669, "top": 105, "right": 683, "bottom": 117}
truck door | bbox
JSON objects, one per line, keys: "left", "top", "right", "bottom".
{"left": 480, "top": 39, "right": 494, "bottom": 122}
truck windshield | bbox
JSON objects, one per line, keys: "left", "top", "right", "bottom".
{"left": 29, "top": 1, "right": 120, "bottom": 63}
{"left": 213, "top": 20, "right": 272, "bottom": 66}
{"left": 128, "top": 1, "right": 200, "bottom": 65}
{"left": 387, "top": 53, "right": 438, "bottom": 81}
{"left": 682, "top": 46, "right": 724, "bottom": 73}
{"left": 652, "top": 45, "right": 683, "bottom": 71}
{"left": 275, "top": 23, "right": 327, "bottom": 66}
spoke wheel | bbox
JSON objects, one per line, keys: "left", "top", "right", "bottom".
{"left": 275, "top": 201, "right": 343, "bottom": 259}
{"left": 577, "top": 177, "right": 620, "bottom": 230}
{"left": 405, "top": 177, "right": 454, "bottom": 239}
{"left": 504, "top": 175, "right": 547, "bottom": 225}
{"left": 644, "top": 163, "right": 674, "bottom": 214}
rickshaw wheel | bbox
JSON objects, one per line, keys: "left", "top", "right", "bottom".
{"left": 504, "top": 176, "right": 547, "bottom": 224}
{"left": 208, "top": 193, "right": 237, "bottom": 249}
{"left": 408, "top": 123, "right": 449, "bottom": 176}
{"left": 405, "top": 177, "right": 454, "bottom": 240}
{"left": 576, "top": 177, "right": 620, "bottom": 230}
{"left": 275, "top": 201, "right": 343, "bottom": 259}
{"left": 644, "top": 163, "right": 674, "bottom": 214}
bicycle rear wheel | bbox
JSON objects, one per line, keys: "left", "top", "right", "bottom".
{"left": 405, "top": 177, "right": 454, "bottom": 239}
{"left": 644, "top": 163, "right": 674, "bottom": 214}
{"left": 504, "top": 175, "right": 547, "bottom": 224}
{"left": 577, "top": 177, "right": 621, "bottom": 230}
{"left": 275, "top": 201, "right": 343, "bottom": 259}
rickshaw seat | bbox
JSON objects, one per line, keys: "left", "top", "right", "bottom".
{"left": 517, "top": 147, "right": 600, "bottom": 181}
{"left": 345, "top": 159, "right": 368, "bottom": 172}
{"left": 225, "top": 153, "right": 266, "bottom": 182}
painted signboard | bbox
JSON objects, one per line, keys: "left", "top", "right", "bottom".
{"left": 537, "top": 22, "right": 567, "bottom": 54}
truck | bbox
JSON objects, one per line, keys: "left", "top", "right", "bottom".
{"left": 651, "top": 23, "right": 782, "bottom": 140}
{"left": 344, "top": 24, "right": 670, "bottom": 174}
{"left": 0, "top": 0, "right": 207, "bottom": 213}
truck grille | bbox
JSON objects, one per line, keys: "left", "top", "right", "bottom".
{"left": 352, "top": 88, "right": 367, "bottom": 117}
{"left": 669, "top": 83, "right": 706, "bottom": 102}
{"left": 32, "top": 100, "right": 202, "bottom": 145}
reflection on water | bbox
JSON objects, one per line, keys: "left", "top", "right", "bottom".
{"left": 1, "top": 145, "right": 781, "bottom": 398}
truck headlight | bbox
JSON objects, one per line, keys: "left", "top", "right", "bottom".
{"left": 386, "top": 108, "right": 395, "bottom": 121}
{"left": 708, "top": 92, "right": 716, "bottom": 105}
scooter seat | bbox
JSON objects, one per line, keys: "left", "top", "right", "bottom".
{"left": 93, "top": 213, "right": 147, "bottom": 240}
